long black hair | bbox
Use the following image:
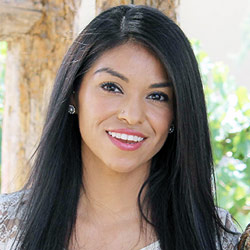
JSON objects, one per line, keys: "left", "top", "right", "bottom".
{"left": 15, "top": 5, "right": 232, "bottom": 250}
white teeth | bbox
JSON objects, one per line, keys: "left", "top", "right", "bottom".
{"left": 128, "top": 135, "right": 133, "bottom": 141}
{"left": 107, "top": 131, "right": 144, "bottom": 142}
{"left": 121, "top": 134, "right": 128, "bottom": 140}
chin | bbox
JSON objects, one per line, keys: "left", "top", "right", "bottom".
{"left": 104, "top": 159, "right": 148, "bottom": 174}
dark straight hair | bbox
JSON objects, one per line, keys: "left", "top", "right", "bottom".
{"left": 15, "top": 4, "right": 232, "bottom": 250}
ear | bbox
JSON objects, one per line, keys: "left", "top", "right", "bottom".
{"left": 70, "top": 91, "right": 78, "bottom": 114}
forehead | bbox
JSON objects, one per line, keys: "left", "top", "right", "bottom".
{"left": 86, "top": 42, "right": 168, "bottom": 80}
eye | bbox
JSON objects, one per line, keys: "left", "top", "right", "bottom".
{"left": 100, "top": 82, "right": 123, "bottom": 93}
{"left": 147, "top": 92, "right": 169, "bottom": 102}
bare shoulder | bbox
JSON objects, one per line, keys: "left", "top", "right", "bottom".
{"left": 217, "top": 207, "right": 241, "bottom": 250}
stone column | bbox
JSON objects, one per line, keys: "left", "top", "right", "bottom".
{"left": 0, "top": 0, "right": 76, "bottom": 193}
{"left": 96, "top": 0, "right": 180, "bottom": 22}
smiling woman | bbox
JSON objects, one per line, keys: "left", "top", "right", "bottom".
{"left": 76, "top": 43, "right": 173, "bottom": 174}
{"left": 0, "top": 4, "right": 241, "bottom": 250}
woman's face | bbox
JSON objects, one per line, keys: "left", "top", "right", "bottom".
{"left": 77, "top": 43, "right": 174, "bottom": 174}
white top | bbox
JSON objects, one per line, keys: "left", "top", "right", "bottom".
{"left": 140, "top": 241, "right": 160, "bottom": 250}
{"left": 0, "top": 190, "right": 240, "bottom": 250}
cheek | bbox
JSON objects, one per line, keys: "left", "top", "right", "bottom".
{"left": 148, "top": 107, "right": 173, "bottom": 156}
{"left": 93, "top": 96, "right": 119, "bottom": 115}
{"left": 148, "top": 106, "right": 173, "bottom": 136}
{"left": 78, "top": 90, "right": 121, "bottom": 129}
{"left": 90, "top": 96, "right": 122, "bottom": 125}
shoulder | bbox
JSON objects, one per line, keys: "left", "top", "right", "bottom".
{"left": 0, "top": 189, "right": 29, "bottom": 249}
{"left": 0, "top": 189, "right": 29, "bottom": 219}
{"left": 0, "top": 189, "right": 27, "bottom": 208}
{"left": 238, "top": 223, "right": 250, "bottom": 250}
{"left": 217, "top": 207, "right": 241, "bottom": 250}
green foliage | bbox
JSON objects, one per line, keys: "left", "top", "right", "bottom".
{"left": 192, "top": 39, "right": 250, "bottom": 230}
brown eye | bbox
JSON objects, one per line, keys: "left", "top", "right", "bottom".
{"left": 101, "top": 82, "right": 123, "bottom": 93}
{"left": 147, "top": 92, "right": 169, "bottom": 102}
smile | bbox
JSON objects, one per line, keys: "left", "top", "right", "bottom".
{"left": 106, "top": 130, "right": 146, "bottom": 151}
{"left": 107, "top": 131, "right": 144, "bottom": 142}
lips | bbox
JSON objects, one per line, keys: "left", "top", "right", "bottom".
{"left": 106, "top": 129, "right": 147, "bottom": 151}
{"left": 108, "top": 128, "right": 146, "bottom": 138}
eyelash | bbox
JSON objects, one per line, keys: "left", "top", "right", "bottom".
{"left": 100, "top": 82, "right": 122, "bottom": 93}
{"left": 100, "top": 82, "right": 169, "bottom": 102}
{"left": 147, "top": 92, "right": 169, "bottom": 102}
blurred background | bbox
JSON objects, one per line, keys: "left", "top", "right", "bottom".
{"left": 0, "top": 0, "right": 249, "bottom": 230}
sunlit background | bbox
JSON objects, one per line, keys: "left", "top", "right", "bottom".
{"left": 0, "top": 0, "right": 249, "bottom": 230}
{"left": 179, "top": 0, "right": 250, "bottom": 230}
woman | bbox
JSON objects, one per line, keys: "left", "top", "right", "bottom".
{"left": 0, "top": 4, "right": 241, "bottom": 250}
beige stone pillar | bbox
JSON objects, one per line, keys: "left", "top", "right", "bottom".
{"left": 96, "top": 0, "right": 180, "bottom": 22}
{"left": 0, "top": 0, "right": 76, "bottom": 193}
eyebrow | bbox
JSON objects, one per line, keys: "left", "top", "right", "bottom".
{"left": 94, "top": 67, "right": 172, "bottom": 87}
{"left": 149, "top": 82, "right": 172, "bottom": 88}
{"left": 94, "top": 67, "right": 129, "bottom": 82}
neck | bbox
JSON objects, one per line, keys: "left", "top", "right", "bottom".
{"left": 78, "top": 152, "right": 150, "bottom": 223}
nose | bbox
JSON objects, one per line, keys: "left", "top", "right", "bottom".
{"left": 117, "top": 97, "right": 145, "bottom": 125}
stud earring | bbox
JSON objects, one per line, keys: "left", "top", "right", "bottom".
{"left": 68, "top": 104, "right": 76, "bottom": 114}
{"left": 169, "top": 124, "right": 175, "bottom": 134}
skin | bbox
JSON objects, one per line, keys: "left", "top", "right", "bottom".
{"left": 69, "top": 42, "right": 174, "bottom": 250}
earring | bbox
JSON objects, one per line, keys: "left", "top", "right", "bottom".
{"left": 169, "top": 124, "right": 175, "bottom": 134}
{"left": 68, "top": 104, "right": 76, "bottom": 114}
